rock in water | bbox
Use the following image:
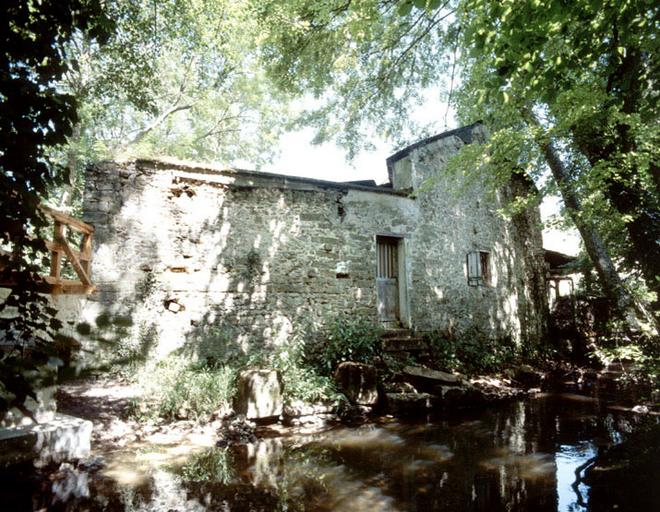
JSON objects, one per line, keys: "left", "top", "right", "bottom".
{"left": 401, "top": 365, "right": 460, "bottom": 390}
{"left": 234, "top": 369, "right": 283, "bottom": 421}
{"left": 334, "top": 362, "right": 378, "bottom": 405}
{"left": 216, "top": 416, "right": 257, "bottom": 446}
{"left": 386, "top": 393, "right": 436, "bottom": 416}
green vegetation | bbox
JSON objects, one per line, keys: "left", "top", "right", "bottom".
{"left": 131, "top": 356, "right": 237, "bottom": 421}
{"left": 0, "top": 0, "right": 112, "bottom": 417}
{"left": 180, "top": 447, "right": 235, "bottom": 484}
{"left": 316, "top": 314, "right": 383, "bottom": 374}
{"left": 589, "top": 327, "right": 660, "bottom": 394}
{"left": 130, "top": 313, "right": 385, "bottom": 421}
{"left": 246, "top": 334, "right": 340, "bottom": 405}
{"left": 58, "top": 0, "right": 289, "bottom": 207}
{"left": 425, "top": 330, "right": 520, "bottom": 374}
{"left": 130, "top": 350, "right": 338, "bottom": 421}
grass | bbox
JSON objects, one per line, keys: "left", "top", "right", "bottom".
{"left": 131, "top": 355, "right": 236, "bottom": 421}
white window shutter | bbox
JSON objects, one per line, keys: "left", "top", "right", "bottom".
{"left": 467, "top": 251, "right": 481, "bottom": 285}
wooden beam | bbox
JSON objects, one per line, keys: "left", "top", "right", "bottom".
{"left": 50, "top": 222, "right": 64, "bottom": 279}
{"left": 55, "top": 235, "right": 92, "bottom": 286}
{"left": 43, "top": 276, "right": 96, "bottom": 294}
{"left": 0, "top": 276, "right": 95, "bottom": 295}
{"left": 45, "top": 240, "right": 89, "bottom": 261}
{"left": 40, "top": 205, "right": 94, "bottom": 235}
{"left": 0, "top": 206, "right": 96, "bottom": 295}
{"left": 80, "top": 233, "right": 92, "bottom": 275}
{"left": 59, "top": 284, "right": 96, "bottom": 294}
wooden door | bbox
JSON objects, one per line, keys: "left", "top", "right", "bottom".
{"left": 377, "top": 237, "right": 399, "bottom": 322}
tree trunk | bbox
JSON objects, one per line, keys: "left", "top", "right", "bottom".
{"left": 528, "top": 118, "right": 642, "bottom": 328}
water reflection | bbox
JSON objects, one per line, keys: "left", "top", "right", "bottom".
{"left": 51, "top": 463, "right": 90, "bottom": 503}
{"left": 555, "top": 442, "right": 596, "bottom": 512}
{"left": 1, "top": 394, "right": 656, "bottom": 511}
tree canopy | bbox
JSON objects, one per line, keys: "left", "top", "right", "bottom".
{"left": 256, "top": 0, "right": 659, "bottom": 323}
{"left": 454, "top": 0, "right": 659, "bottom": 314}
{"left": 257, "top": 0, "right": 456, "bottom": 157}
{"left": 58, "top": 0, "right": 290, "bottom": 205}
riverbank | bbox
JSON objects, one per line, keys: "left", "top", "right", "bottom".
{"left": 54, "top": 357, "right": 658, "bottom": 456}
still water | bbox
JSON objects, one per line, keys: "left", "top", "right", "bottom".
{"left": 2, "top": 393, "right": 657, "bottom": 511}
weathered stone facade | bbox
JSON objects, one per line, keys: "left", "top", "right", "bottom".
{"left": 58, "top": 123, "right": 547, "bottom": 365}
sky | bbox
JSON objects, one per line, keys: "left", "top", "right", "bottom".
{"left": 262, "top": 127, "right": 391, "bottom": 184}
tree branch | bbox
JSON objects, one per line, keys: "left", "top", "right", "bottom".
{"left": 126, "top": 103, "right": 193, "bottom": 146}
{"left": 194, "top": 112, "right": 245, "bottom": 142}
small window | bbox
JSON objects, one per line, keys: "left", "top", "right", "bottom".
{"left": 467, "top": 250, "right": 490, "bottom": 286}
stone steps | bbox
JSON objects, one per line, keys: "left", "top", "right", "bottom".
{"left": 381, "top": 328, "right": 427, "bottom": 352}
{"left": 382, "top": 337, "right": 428, "bottom": 352}
{"left": 381, "top": 328, "right": 414, "bottom": 339}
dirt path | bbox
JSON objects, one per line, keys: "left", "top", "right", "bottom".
{"left": 56, "top": 377, "right": 146, "bottom": 451}
{"left": 57, "top": 378, "right": 218, "bottom": 451}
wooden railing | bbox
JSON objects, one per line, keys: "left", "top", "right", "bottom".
{"left": 0, "top": 206, "right": 95, "bottom": 295}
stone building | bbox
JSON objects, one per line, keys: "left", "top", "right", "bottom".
{"left": 60, "top": 122, "right": 547, "bottom": 364}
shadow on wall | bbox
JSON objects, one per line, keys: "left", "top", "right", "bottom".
{"left": 174, "top": 184, "right": 350, "bottom": 364}
{"left": 59, "top": 169, "right": 360, "bottom": 373}
{"left": 55, "top": 280, "right": 159, "bottom": 377}
{"left": 410, "top": 168, "right": 546, "bottom": 350}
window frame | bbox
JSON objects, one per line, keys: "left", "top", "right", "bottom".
{"left": 466, "top": 250, "right": 491, "bottom": 286}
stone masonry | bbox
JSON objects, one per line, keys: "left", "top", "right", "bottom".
{"left": 55, "top": 122, "right": 547, "bottom": 366}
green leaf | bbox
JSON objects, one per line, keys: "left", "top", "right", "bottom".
{"left": 398, "top": 1, "right": 413, "bottom": 16}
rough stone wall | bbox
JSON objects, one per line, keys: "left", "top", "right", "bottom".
{"left": 58, "top": 127, "right": 546, "bottom": 367}
{"left": 389, "top": 131, "right": 547, "bottom": 343}
{"left": 66, "top": 162, "right": 418, "bottom": 364}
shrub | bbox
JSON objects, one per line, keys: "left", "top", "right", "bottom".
{"left": 314, "top": 313, "right": 383, "bottom": 374}
{"left": 133, "top": 338, "right": 340, "bottom": 420}
{"left": 590, "top": 336, "right": 660, "bottom": 392}
{"left": 180, "top": 447, "right": 235, "bottom": 484}
{"left": 245, "top": 334, "right": 340, "bottom": 405}
{"left": 425, "top": 329, "right": 519, "bottom": 374}
{"left": 131, "top": 314, "right": 385, "bottom": 421}
{"left": 132, "top": 355, "right": 236, "bottom": 421}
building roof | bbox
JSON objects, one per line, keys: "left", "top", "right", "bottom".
{"left": 117, "top": 123, "right": 485, "bottom": 195}
{"left": 385, "top": 121, "right": 484, "bottom": 183}
{"left": 544, "top": 249, "right": 578, "bottom": 274}
{"left": 133, "top": 159, "right": 404, "bottom": 196}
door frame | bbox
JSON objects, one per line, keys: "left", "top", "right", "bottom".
{"left": 375, "top": 233, "right": 411, "bottom": 328}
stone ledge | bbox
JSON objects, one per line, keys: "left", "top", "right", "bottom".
{"left": 386, "top": 392, "right": 437, "bottom": 416}
{"left": 0, "top": 413, "right": 92, "bottom": 466}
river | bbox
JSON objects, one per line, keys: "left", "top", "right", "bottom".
{"left": 1, "top": 392, "right": 657, "bottom": 511}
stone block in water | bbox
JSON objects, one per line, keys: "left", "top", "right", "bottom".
{"left": 1, "top": 386, "right": 57, "bottom": 428}
{"left": 386, "top": 392, "right": 436, "bottom": 416}
{"left": 235, "top": 369, "right": 283, "bottom": 420}
{"left": 0, "top": 413, "right": 92, "bottom": 466}
{"left": 334, "top": 362, "right": 378, "bottom": 405}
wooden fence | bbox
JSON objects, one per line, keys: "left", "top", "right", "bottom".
{"left": 0, "top": 206, "right": 95, "bottom": 295}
